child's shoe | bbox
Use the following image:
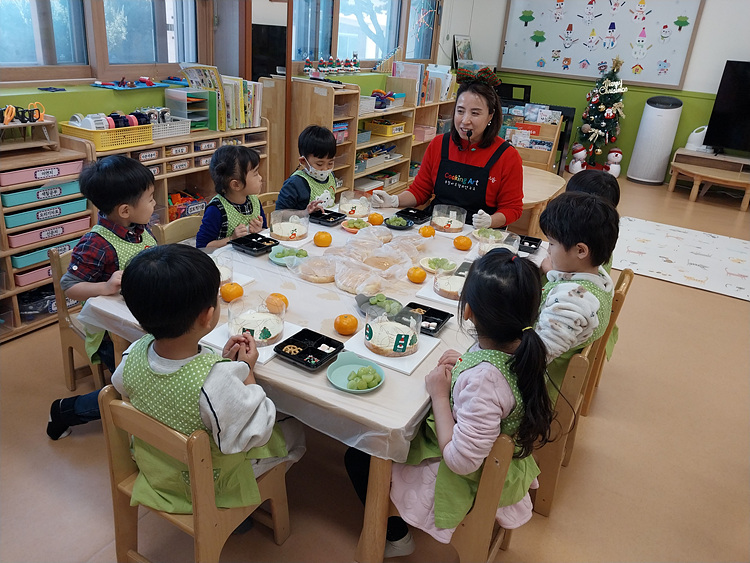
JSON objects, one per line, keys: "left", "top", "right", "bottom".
{"left": 384, "top": 530, "right": 415, "bottom": 558}
{"left": 47, "top": 400, "right": 72, "bottom": 440}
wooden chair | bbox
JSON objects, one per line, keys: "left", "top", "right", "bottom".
{"left": 151, "top": 215, "right": 202, "bottom": 245}
{"left": 581, "top": 269, "right": 635, "bottom": 416}
{"left": 532, "top": 342, "right": 596, "bottom": 517}
{"left": 49, "top": 247, "right": 107, "bottom": 391}
{"left": 389, "top": 434, "right": 516, "bottom": 563}
{"left": 258, "top": 191, "right": 280, "bottom": 218}
{"left": 98, "top": 385, "right": 290, "bottom": 563}
{"left": 110, "top": 333, "right": 132, "bottom": 369}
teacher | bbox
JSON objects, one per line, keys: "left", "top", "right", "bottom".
{"left": 370, "top": 68, "right": 524, "bottom": 229}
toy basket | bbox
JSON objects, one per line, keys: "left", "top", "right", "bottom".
{"left": 151, "top": 117, "right": 191, "bottom": 140}
{"left": 60, "top": 121, "right": 153, "bottom": 151}
{"left": 359, "top": 96, "right": 377, "bottom": 115}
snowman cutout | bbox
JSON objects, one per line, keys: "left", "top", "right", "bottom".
{"left": 578, "top": 0, "right": 602, "bottom": 26}
{"left": 609, "top": 0, "right": 625, "bottom": 15}
{"left": 569, "top": 144, "right": 588, "bottom": 175}
{"left": 604, "top": 148, "right": 622, "bottom": 178}
{"left": 584, "top": 28, "right": 601, "bottom": 51}
{"left": 630, "top": 27, "right": 652, "bottom": 60}
{"left": 553, "top": 0, "right": 565, "bottom": 22}
{"left": 659, "top": 25, "right": 672, "bottom": 43}
{"left": 602, "top": 22, "right": 620, "bottom": 49}
{"left": 559, "top": 24, "right": 580, "bottom": 49}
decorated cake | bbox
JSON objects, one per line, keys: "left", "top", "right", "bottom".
{"left": 430, "top": 216, "right": 464, "bottom": 233}
{"left": 271, "top": 220, "right": 308, "bottom": 241}
{"left": 339, "top": 196, "right": 371, "bottom": 218}
{"left": 228, "top": 312, "right": 284, "bottom": 345}
{"left": 364, "top": 320, "right": 418, "bottom": 357}
{"left": 434, "top": 274, "right": 465, "bottom": 300}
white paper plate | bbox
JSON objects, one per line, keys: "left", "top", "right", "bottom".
{"left": 419, "top": 257, "right": 458, "bottom": 274}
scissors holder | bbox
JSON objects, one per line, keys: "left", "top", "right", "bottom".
{"left": 0, "top": 114, "right": 59, "bottom": 152}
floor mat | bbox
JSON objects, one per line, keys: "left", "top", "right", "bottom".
{"left": 612, "top": 217, "right": 750, "bottom": 301}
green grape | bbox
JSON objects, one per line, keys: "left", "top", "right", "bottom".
{"left": 367, "top": 378, "right": 380, "bottom": 388}
{"left": 348, "top": 370, "right": 358, "bottom": 381}
{"left": 386, "top": 216, "right": 407, "bottom": 226}
{"left": 428, "top": 257, "right": 456, "bottom": 271}
{"left": 296, "top": 249, "right": 308, "bottom": 257}
{"left": 347, "top": 380, "right": 358, "bottom": 390}
{"left": 369, "top": 297, "right": 378, "bottom": 305}
{"left": 356, "top": 379, "right": 368, "bottom": 390}
{"left": 477, "top": 228, "right": 504, "bottom": 240}
{"left": 376, "top": 293, "right": 386, "bottom": 302}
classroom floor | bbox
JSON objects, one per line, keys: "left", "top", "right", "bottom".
{"left": 1, "top": 178, "right": 748, "bottom": 563}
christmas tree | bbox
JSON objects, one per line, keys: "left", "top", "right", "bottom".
{"left": 577, "top": 56, "right": 627, "bottom": 166}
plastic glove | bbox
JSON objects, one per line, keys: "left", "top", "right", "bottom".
{"left": 370, "top": 190, "right": 399, "bottom": 208}
{"left": 472, "top": 209, "right": 493, "bottom": 229}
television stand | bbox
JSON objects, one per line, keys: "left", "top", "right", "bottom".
{"left": 667, "top": 148, "right": 750, "bottom": 211}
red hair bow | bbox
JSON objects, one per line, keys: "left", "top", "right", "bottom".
{"left": 456, "top": 67, "right": 501, "bottom": 87}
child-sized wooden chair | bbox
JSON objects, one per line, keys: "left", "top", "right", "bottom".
{"left": 151, "top": 215, "right": 202, "bottom": 245}
{"left": 98, "top": 385, "right": 290, "bottom": 563}
{"left": 258, "top": 191, "right": 280, "bottom": 218}
{"left": 581, "top": 268, "right": 635, "bottom": 416}
{"left": 49, "top": 247, "right": 107, "bottom": 391}
{"left": 532, "top": 342, "right": 596, "bottom": 517}
{"left": 388, "top": 434, "right": 516, "bottom": 563}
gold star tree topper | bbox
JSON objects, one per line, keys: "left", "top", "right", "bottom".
{"left": 612, "top": 56, "right": 624, "bottom": 73}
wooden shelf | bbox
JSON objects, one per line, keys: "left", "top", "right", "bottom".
{"left": 354, "top": 157, "right": 408, "bottom": 179}
{"left": 0, "top": 147, "right": 85, "bottom": 172}
{"left": 356, "top": 132, "right": 412, "bottom": 150}
{"left": 358, "top": 105, "right": 416, "bottom": 121}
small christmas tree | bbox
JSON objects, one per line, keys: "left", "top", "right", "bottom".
{"left": 577, "top": 56, "right": 627, "bottom": 166}
{"left": 259, "top": 327, "right": 272, "bottom": 340}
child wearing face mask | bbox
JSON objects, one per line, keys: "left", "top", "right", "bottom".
{"left": 277, "top": 125, "right": 338, "bottom": 212}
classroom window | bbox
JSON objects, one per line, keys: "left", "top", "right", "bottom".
{"left": 103, "top": 0, "right": 197, "bottom": 65}
{"left": 336, "top": 0, "right": 401, "bottom": 60}
{"left": 0, "top": 0, "right": 88, "bottom": 66}
{"left": 405, "top": 0, "right": 439, "bottom": 61}
{"left": 292, "top": 0, "right": 334, "bottom": 62}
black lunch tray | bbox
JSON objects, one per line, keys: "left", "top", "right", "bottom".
{"left": 405, "top": 302, "right": 454, "bottom": 336}
{"left": 229, "top": 233, "right": 279, "bottom": 256}
{"left": 519, "top": 235, "right": 543, "bottom": 254}
{"left": 395, "top": 207, "right": 432, "bottom": 224}
{"left": 309, "top": 209, "right": 347, "bottom": 226}
{"left": 273, "top": 328, "right": 345, "bottom": 371}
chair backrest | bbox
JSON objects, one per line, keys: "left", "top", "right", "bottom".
{"left": 48, "top": 247, "right": 75, "bottom": 328}
{"left": 258, "top": 191, "right": 280, "bottom": 218}
{"left": 556, "top": 342, "right": 595, "bottom": 432}
{"left": 151, "top": 215, "right": 202, "bottom": 245}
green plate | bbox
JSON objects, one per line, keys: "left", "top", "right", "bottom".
{"left": 326, "top": 351, "right": 385, "bottom": 394}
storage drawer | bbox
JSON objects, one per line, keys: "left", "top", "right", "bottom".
{"left": 194, "top": 139, "right": 218, "bottom": 151}
{"left": 4, "top": 199, "right": 88, "bottom": 229}
{"left": 1, "top": 180, "right": 81, "bottom": 208}
{"left": 165, "top": 144, "right": 190, "bottom": 157}
{"left": 0, "top": 160, "right": 83, "bottom": 187}
{"left": 11, "top": 238, "right": 81, "bottom": 269}
{"left": 194, "top": 155, "right": 212, "bottom": 168}
{"left": 14, "top": 264, "right": 53, "bottom": 287}
{"left": 166, "top": 159, "right": 191, "bottom": 173}
{"left": 353, "top": 178, "right": 384, "bottom": 194}
{"left": 8, "top": 216, "right": 91, "bottom": 248}
{"left": 146, "top": 163, "right": 162, "bottom": 177}
{"left": 414, "top": 125, "right": 437, "bottom": 142}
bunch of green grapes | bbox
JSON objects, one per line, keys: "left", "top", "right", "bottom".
{"left": 347, "top": 219, "right": 370, "bottom": 229}
{"left": 276, "top": 248, "right": 308, "bottom": 258}
{"left": 476, "top": 228, "right": 505, "bottom": 240}
{"left": 385, "top": 216, "right": 408, "bottom": 227}
{"left": 347, "top": 365, "right": 382, "bottom": 390}
{"left": 368, "top": 293, "right": 402, "bottom": 314}
{"left": 427, "top": 257, "right": 456, "bottom": 271}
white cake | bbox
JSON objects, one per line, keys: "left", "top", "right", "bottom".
{"left": 434, "top": 275, "right": 465, "bottom": 300}
{"left": 339, "top": 198, "right": 370, "bottom": 218}
{"left": 271, "top": 221, "right": 308, "bottom": 241}
{"left": 431, "top": 216, "right": 464, "bottom": 233}
{"left": 364, "top": 320, "right": 418, "bottom": 357}
{"left": 217, "top": 265, "right": 232, "bottom": 285}
{"left": 228, "top": 312, "right": 284, "bottom": 345}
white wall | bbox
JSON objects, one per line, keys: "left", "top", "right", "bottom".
{"left": 253, "top": 0, "right": 287, "bottom": 26}
{"left": 439, "top": 0, "right": 750, "bottom": 94}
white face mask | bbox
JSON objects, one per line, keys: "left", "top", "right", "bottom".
{"left": 304, "top": 158, "right": 334, "bottom": 182}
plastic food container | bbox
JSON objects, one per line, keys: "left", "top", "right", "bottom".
{"left": 430, "top": 204, "right": 467, "bottom": 233}
{"left": 229, "top": 233, "right": 279, "bottom": 256}
{"left": 339, "top": 190, "right": 371, "bottom": 217}
{"left": 270, "top": 210, "right": 309, "bottom": 241}
{"left": 274, "top": 328, "right": 344, "bottom": 371}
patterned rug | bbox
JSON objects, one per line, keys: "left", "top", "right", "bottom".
{"left": 612, "top": 217, "right": 750, "bottom": 301}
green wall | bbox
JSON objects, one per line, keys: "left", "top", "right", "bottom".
{"left": 496, "top": 71, "right": 716, "bottom": 181}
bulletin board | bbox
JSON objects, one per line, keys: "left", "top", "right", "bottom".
{"left": 498, "top": 0, "right": 705, "bottom": 89}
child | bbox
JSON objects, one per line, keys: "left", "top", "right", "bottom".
{"left": 47, "top": 155, "right": 157, "bottom": 440}
{"left": 276, "top": 125, "right": 337, "bottom": 212}
{"left": 111, "top": 244, "right": 305, "bottom": 513}
{"left": 196, "top": 145, "right": 266, "bottom": 249}
{"left": 537, "top": 191, "right": 619, "bottom": 405}
{"left": 345, "top": 250, "right": 553, "bottom": 555}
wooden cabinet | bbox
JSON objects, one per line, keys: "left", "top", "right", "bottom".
{"left": 0, "top": 117, "right": 93, "bottom": 342}
{"left": 408, "top": 97, "right": 456, "bottom": 190}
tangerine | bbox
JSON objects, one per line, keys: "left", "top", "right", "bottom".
{"left": 454, "top": 235, "right": 472, "bottom": 251}
{"left": 407, "top": 266, "right": 427, "bottom": 284}
{"left": 334, "top": 314, "right": 358, "bottom": 336}
{"left": 419, "top": 225, "right": 435, "bottom": 238}
{"left": 266, "top": 293, "right": 289, "bottom": 314}
{"left": 314, "top": 231, "right": 332, "bottom": 247}
{"left": 368, "top": 212, "right": 384, "bottom": 225}
{"left": 220, "top": 282, "right": 244, "bottom": 302}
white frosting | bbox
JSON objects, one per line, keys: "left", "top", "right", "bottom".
{"left": 431, "top": 216, "right": 464, "bottom": 232}
{"left": 339, "top": 197, "right": 370, "bottom": 218}
{"left": 434, "top": 275, "right": 464, "bottom": 300}
{"left": 271, "top": 222, "right": 308, "bottom": 240}
{"left": 365, "top": 321, "right": 418, "bottom": 356}
{"left": 229, "top": 312, "right": 284, "bottom": 343}
{"left": 217, "top": 265, "right": 232, "bottom": 284}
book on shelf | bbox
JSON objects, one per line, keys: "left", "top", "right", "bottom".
{"left": 180, "top": 63, "right": 228, "bottom": 131}
{"left": 393, "top": 61, "right": 425, "bottom": 105}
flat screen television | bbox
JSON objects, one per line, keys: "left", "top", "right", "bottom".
{"left": 703, "top": 60, "right": 750, "bottom": 154}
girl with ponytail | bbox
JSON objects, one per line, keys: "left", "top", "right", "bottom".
{"left": 345, "top": 249, "right": 553, "bottom": 555}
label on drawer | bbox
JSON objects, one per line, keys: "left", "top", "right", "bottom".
{"left": 35, "top": 167, "right": 61, "bottom": 180}
{"left": 40, "top": 226, "right": 65, "bottom": 239}
{"left": 168, "top": 145, "right": 188, "bottom": 156}
{"left": 147, "top": 165, "right": 161, "bottom": 176}
{"left": 196, "top": 140, "right": 217, "bottom": 151}
{"left": 195, "top": 156, "right": 212, "bottom": 167}
{"left": 170, "top": 160, "right": 189, "bottom": 171}
{"left": 37, "top": 207, "right": 62, "bottom": 221}
{"left": 136, "top": 150, "right": 159, "bottom": 162}
{"left": 36, "top": 187, "right": 63, "bottom": 200}
{"left": 186, "top": 202, "right": 205, "bottom": 215}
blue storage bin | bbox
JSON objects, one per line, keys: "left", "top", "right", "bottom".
{"left": 11, "top": 238, "right": 81, "bottom": 269}
{"left": 1, "top": 180, "right": 81, "bottom": 208}
{"left": 4, "top": 199, "right": 87, "bottom": 229}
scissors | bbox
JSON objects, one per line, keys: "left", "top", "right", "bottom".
{"left": 2, "top": 105, "right": 16, "bottom": 125}
{"left": 27, "top": 102, "right": 45, "bottom": 122}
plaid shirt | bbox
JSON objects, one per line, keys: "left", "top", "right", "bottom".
{"left": 67, "top": 215, "right": 152, "bottom": 283}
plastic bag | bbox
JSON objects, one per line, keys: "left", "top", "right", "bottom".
{"left": 325, "top": 235, "right": 382, "bottom": 262}
{"left": 386, "top": 234, "right": 427, "bottom": 262}
{"left": 286, "top": 255, "right": 337, "bottom": 283}
{"left": 334, "top": 257, "right": 384, "bottom": 295}
{"left": 358, "top": 225, "right": 393, "bottom": 244}
{"left": 363, "top": 245, "right": 412, "bottom": 280}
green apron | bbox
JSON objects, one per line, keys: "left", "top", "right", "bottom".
{"left": 601, "top": 255, "right": 619, "bottom": 361}
{"left": 83, "top": 225, "right": 157, "bottom": 362}
{"left": 122, "top": 335, "right": 288, "bottom": 513}
{"left": 542, "top": 276, "right": 612, "bottom": 406}
{"left": 405, "top": 348, "right": 540, "bottom": 529}
{"left": 211, "top": 194, "right": 261, "bottom": 238}
{"left": 292, "top": 169, "right": 336, "bottom": 206}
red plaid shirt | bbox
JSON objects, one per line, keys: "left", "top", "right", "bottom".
{"left": 67, "top": 215, "right": 153, "bottom": 283}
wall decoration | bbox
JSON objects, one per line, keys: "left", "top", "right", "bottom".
{"left": 453, "top": 35, "right": 473, "bottom": 61}
{"left": 498, "top": 0, "right": 705, "bottom": 89}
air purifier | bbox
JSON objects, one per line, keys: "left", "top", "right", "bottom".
{"left": 627, "top": 96, "right": 683, "bottom": 184}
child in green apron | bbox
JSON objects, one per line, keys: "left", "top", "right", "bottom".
{"left": 536, "top": 191, "right": 619, "bottom": 406}
{"left": 277, "top": 125, "right": 338, "bottom": 212}
{"left": 345, "top": 249, "right": 554, "bottom": 554}
{"left": 110, "top": 245, "right": 305, "bottom": 514}
{"left": 47, "top": 155, "right": 157, "bottom": 440}
{"left": 196, "top": 145, "right": 267, "bottom": 249}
